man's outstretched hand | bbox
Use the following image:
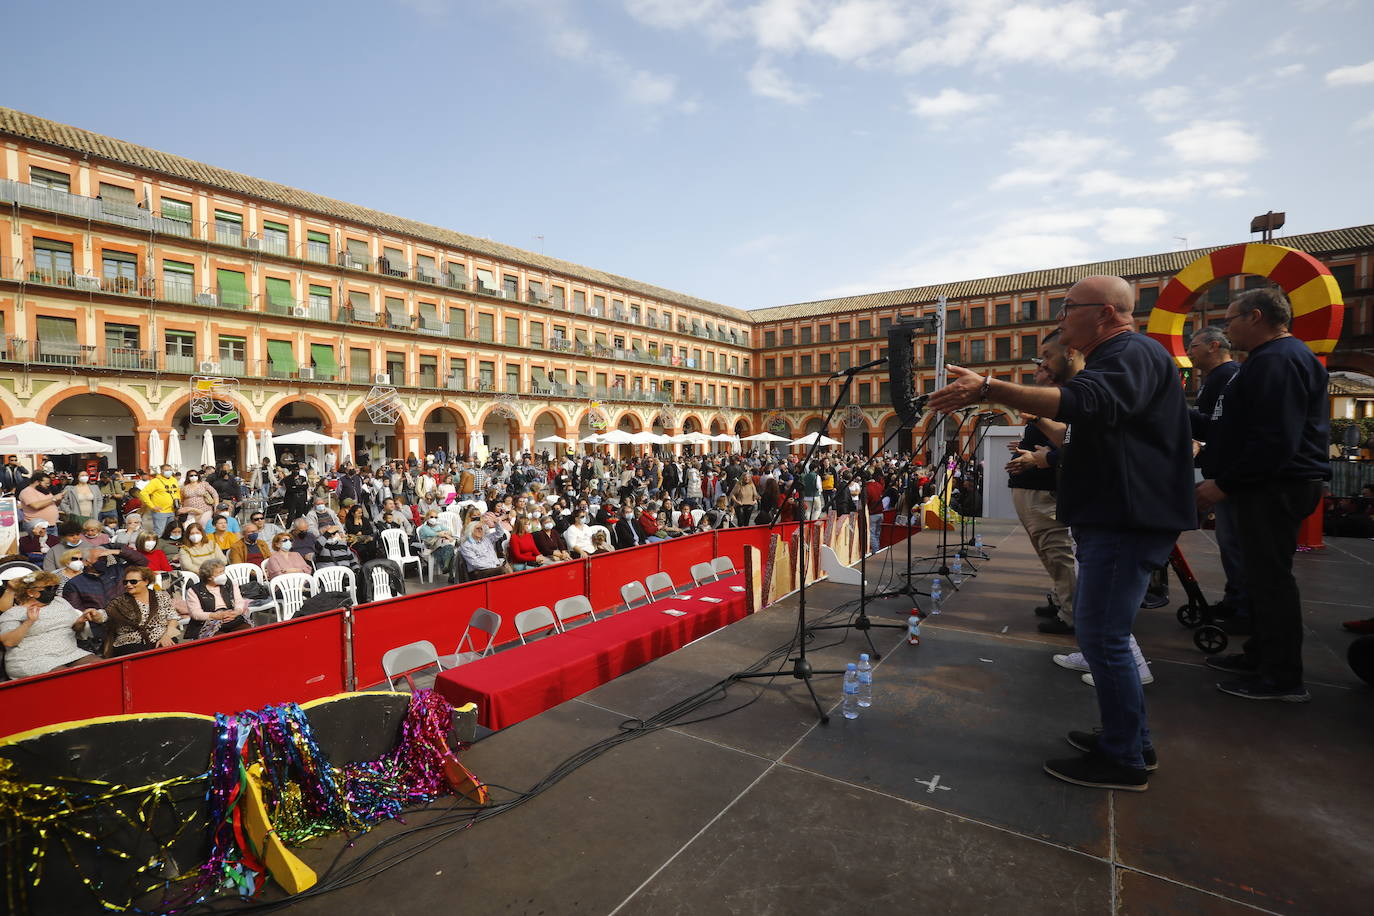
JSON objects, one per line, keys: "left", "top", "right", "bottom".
{"left": 927, "top": 365, "right": 984, "bottom": 413}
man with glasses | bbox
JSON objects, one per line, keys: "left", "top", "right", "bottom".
{"left": 1196, "top": 288, "right": 1329, "bottom": 702}
{"left": 930, "top": 274, "right": 1194, "bottom": 792}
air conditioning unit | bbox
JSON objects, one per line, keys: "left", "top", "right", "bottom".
{"left": 75, "top": 275, "right": 101, "bottom": 291}
{"left": 298, "top": 367, "right": 315, "bottom": 380}
{"left": 291, "top": 305, "right": 309, "bottom": 318}
{"left": 245, "top": 237, "right": 261, "bottom": 250}
{"left": 588, "top": 306, "right": 601, "bottom": 317}
{"left": 195, "top": 293, "right": 218, "bottom": 307}
{"left": 198, "top": 360, "right": 221, "bottom": 374}
{"left": 374, "top": 373, "right": 391, "bottom": 385}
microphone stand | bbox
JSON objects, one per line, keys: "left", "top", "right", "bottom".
{"left": 908, "top": 409, "right": 979, "bottom": 588}
{"left": 958, "top": 414, "right": 1000, "bottom": 563}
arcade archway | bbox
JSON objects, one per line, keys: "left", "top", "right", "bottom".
{"left": 44, "top": 393, "right": 139, "bottom": 472}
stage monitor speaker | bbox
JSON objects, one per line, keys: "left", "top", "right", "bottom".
{"left": 887, "top": 320, "right": 924, "bottom": 426}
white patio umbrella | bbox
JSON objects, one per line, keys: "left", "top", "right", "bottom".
{"left": 0, "top": 422, "right": 113, "bottom": 462}
{"left": 711, "top": 433, "right": 739, "bottom": 442}
{"left": 600, "top": 428, "right": 636, "bottom": 444}
{"left": 165, "top": 429, "right": 183, "bottom": 472}
{"left": 741, "top": 432, "right": 791, "bottom": 442}
{"left": 244, "top": 429, "right": 260, "bottom": 469}
{"left": 538, "top": 435, "right": 573, "bottom": 444}
{"left": 627, "top": 431, "right": 661, "bottom": 445}
{"left": 790, "top": 432, "right": 842, "bottom": 447}
{"left": 199, "top": 428, "right": 216, "bottom": 468}
{"left": 580, "top": 433, "right": 605, "bottom": 445}
{"left": 261, "top": 428, "right": 277, "bottom": 466}
{"left": 270, "top": 430, "right": 343, "bottom": 446}
{"left": 681, "top": 431, "right": 714, "bottom": 443}
{"left": 147, "top": 429, "right": 164, "bottom": 469}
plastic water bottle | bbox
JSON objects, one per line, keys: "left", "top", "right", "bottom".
{"left": 842, "top": 663, "right": 860, "bottom": 719}
{"left": 951, "top": 553, "right": 964, "bottom": 587}
{"left": 929, "top": 576, "right": 942, "bottom": 614}
{"left": 973, "top": 532, "right": 983, "bottom": 552}
{"left": 857, "top": 653, "right": 873, "bottom": 707}
{"left": 907, "top": 613, "right": 922, "bottom": 645}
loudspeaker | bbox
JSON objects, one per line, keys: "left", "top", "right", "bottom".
{"left": 887, "top": 321, "right": 922, "bottom": 426}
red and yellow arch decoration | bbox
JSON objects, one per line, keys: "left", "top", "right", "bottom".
{"left": 1147, "top": 242, "right": 1345, "bottom": 367}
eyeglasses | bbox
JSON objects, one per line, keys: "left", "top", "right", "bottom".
{"left": 1055, "top": 301, "right": 1106, "bottom": 319}
{"left": 123, "top": 578, "right": 142, "bottom": 585}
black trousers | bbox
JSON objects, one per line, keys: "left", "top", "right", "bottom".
{"left": 1231, "top": 479, "right": 1322, "bottom": 687}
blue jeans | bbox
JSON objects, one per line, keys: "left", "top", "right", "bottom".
{"left": 1071, "top": 525, "right": 1178, "bottom": 769}
{"left": 151, "top": 511, "right": 174, "bottom": 536}
{"left": 1211, "top": 498, "right": 1247, "bottom": 612}
{"left": 869, "top": 511, "right": 883, "bottom": 552}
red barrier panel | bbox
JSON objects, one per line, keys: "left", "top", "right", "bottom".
{"left": 587, "top": 543, "right": 663, "bottom": 614}
{"left": 352, "top": 582, "right": 489, "bottom": 688}
{"left": 119, "top": 611, "right": 347, "bottom": 716}
{"left": 714, "top": 526, "right": 772, "bottom": 563}
{"left": 0, "top": 660, "right": 126, "bottom": 737}
{"left": 482, "top": 560, "right": 587, "bottom": 644}
{"left": 659, "top": 532, "right": 715, "bottom": 586}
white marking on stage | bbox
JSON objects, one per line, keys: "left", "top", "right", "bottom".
{"left": 914, "top": 774, "right": 952, "bottom": 794}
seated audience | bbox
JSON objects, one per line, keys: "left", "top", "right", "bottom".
{"left": 459, "top": 521, "right": 513, "bottom": 579}
{"left": 104, "top": 566, "right": 181, "bottom": 657}
{"left": 507, "top": 516, "right": 550, "bottom": 570}
{"left": 178, "top": 522, "right": 226, "bottom": 574}
{"left": 0, "top": 571, "right": 104, "bottom": 678}
{"left": 185, "top": 559, "right": 251, "bottom": 640}
{"left": 264, "top": 533, "right": 313, "bottom": 579}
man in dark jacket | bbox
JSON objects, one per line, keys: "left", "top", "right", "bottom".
{"left": 1197, "top": 288, "right": 1329, "bottom": 702}
{"left": 932, "top": 274, "right": 1194, "bottom": 792}
{"left": 1186, "top": 326, "right": 1244, "bottom": 623}
{"left": 613, "top": 502, "right": 651, "bottom": 549}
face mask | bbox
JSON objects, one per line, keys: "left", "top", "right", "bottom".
{"left": 139, "top": 538, "right": 158, "bottom": 551}
{"left": 78, "top": 474, "right": 89, "bottom": 483}
{"left": 67, "top": 560, "right": 84, "bottom": 572}
{"left": 169, "top": 533, "right": 182, "bottom": 541}
{"left": 64, "top": 538, "right": 82, "bottom": 547}
{"left": 188, "top": 533, "right": 203, "bottom": 544}
{"left": 36, "top": 585, "right": 59, "bottom": 604}
{"left": 212, "top": 574, "right": 228, "bottom": 585}
{"left": 543, "top": 522, "right": 554, "bottom": 530}
{"left": 849, "top": 485, "right": 861, "bottom": 494}
{"left": 187, "top": 476, "right": 198, "bottom": 482}
{"left": 275, "top": 541, "right": 291, "bottom": 552}
{"left": 161, "top": 470, "right": 172, "bottom": 478}
{"left": 245, "top": 533, "right": 258, "bottom": 543}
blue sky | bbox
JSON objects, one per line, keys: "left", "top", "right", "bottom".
{"left": 3, "top": 0, "right": 1371, "bottom": 309}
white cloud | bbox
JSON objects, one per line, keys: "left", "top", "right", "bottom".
{"left": 1355, "top": 112, "right": 1374, "bottom": 132}
{"left": 1139, "top": 85, "right": 1192, "bottom": 122}
{"left": 747, "top": 59, "right": 816, "bottom": 104}
{"left": 1163, "top": 120, "right": 1263, "bottom": 164}
{"left": 1076, "top": 169, "right": 1247, "bottom": 199}
{"left": 984, "top": 3, "right": 1125, "bottom": 64}
{"left": 750, "top": 0, "right": 821, "bottom": 51}
{"left": 991, "top": 131, "right": 1118, "bottom": 188}
{"left": 624, "top": 69, "right": 678, "bottom": 105}
{"left": 806, "top": 0, "right": 911, "bottom": 61}
{"left": 1325, "top": 60, "right": 1374, "bottom": 86}
{"left": 908, "top": 87, "right": 997, "bottom": 118}
{"left": 1275, "top": 63, "right": 1305, "bottom": 78}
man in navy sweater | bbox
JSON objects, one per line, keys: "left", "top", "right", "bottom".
{"left": 1196, "top": 288, "right": 1329, "bottom": 702}
{"left": 1186, "top": 327, "right": 1245, "bottom": 625}
{"left": 931, "top": 275, "right": 1195, "bottom": 791}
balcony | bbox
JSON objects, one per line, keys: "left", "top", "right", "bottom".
{"left": 337, "top": 251, "right": 371, "bottom": 271}
{"left": 102, "top": 346, "right": 157, "bottom": 370}
{"left": 214, "top": 224, "right": 247, "bottom": 248}
{"left": 378, "top": 257, "right": 409, "bottom": 279}
{"left": 305, "top": 241, "right": 332, "bottom": 265}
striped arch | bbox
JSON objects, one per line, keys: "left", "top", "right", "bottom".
{"left": 417, "top": 401, "right": 476, "bottom": 430}
{"left": 1148, "top": 243, "right": 1345, "bottom": 367}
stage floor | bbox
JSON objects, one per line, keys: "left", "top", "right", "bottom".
{"left": 282, "top": 521, "right": 1374, "bottom": 915}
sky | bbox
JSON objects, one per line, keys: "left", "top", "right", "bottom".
{"left": 2, "top": 0, "right": 1372, "bottom": 310}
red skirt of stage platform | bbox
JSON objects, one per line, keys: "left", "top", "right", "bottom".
{"left": 435, "top": 575, "right": 749, "bottom": 730}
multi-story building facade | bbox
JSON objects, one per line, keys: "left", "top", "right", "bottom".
{"left": 0, "top": 108, "right": 755, "bottom": 470}
{"left": 1, "top": 107, "right": 1370, "bottom": 470}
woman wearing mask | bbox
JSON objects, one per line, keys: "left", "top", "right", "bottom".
{"left": 263, "top": 533, "right": 312, "bottom": 579}
{"left": 507, "top": 516, "right": 549, "bottom": 570}
{"left": 208, "top": 514, "right": 241, "bottom": 556}
{"left": 533, "top": 516, "right": 576, "bottom": 561}
{"left": 54, "top": 549, "right": 87, "bottom": 591}
{"left": 59, "top": 470, "right": 102, "bottom": 524}
{"left": 563, "top": 512, "right": 595, "bottom": 556}
{"left": 179, "top": 471, "right": 218, "bottom": 526}
{"left": 133, "top": 530, "right": 173, "bottom": 573}
{"left": 158, "top": 519, "right": 186, "bottom": 565}
{"left": 185, "top": 559, "right": 250, "bottom": 640}
{"left": 110, "top": 513, "right": 146, "bottom": 547}
{"left": 417, "top": 513, "right": 457, "bottom": 583}
{"left": 18, "top": 520, "right": 58, "bottom": 564}
{"left": 178, "top": 522, "right": 225, "bottom": 574}
{"left": 0, "top": 571, "right": 104, "bottom": 677}
{"left": 343, "top": 504, "right": 377, "bottom": 563}
{"left": 79, "top": 520, "right": 112, "bottom": 550}
{"left": 104, "top": 566, "right": 180, "bottom": 657}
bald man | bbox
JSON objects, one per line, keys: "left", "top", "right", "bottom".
{"left": 930, "top": 275, "right": 1195, "bottom": 792}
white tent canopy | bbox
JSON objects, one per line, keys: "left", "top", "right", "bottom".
{"left": 0, "top": 422, "right": 113, "bottom": 456}
{"left": 791, "top": 432, "right": 842, "bottom": 447}
{"left": 271, "top": 429, "right": 343, "bottom": 446}
{"left": 538, "top": 434, "right": 573, "bottom": 444}
{"left": 741, "top": 432, "right": 790, "bottom": 442}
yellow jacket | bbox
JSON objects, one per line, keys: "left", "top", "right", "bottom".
{"left": 140, "top": 475, "right": 182, "bottom": 513}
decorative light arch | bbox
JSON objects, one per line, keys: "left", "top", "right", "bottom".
{"left": 1148, "top": 242, "right": 1345, "bottom": 367}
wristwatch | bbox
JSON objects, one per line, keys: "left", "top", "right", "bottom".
{"left": 978, "top": 373, "right": 993, "bottom": 402}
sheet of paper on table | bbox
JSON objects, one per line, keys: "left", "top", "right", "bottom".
{"left": 661, "top": 609, "right": 688, "bottom": 617}
{"left": 730, "top": 586, "right": 745, "bottom": 592}
{"left": 699, "top": 597, "right": 724, "bottom": 603}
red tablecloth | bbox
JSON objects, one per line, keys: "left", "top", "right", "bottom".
{"left": 435, "top": 575, "right": 749, "bottom": 730}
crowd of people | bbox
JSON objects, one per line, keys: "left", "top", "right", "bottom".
{"left": 1, "top": 436, "right": 956, "bottom": 680}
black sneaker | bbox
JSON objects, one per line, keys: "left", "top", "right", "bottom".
{"left": 1204, "top": 653, "right": 1260, "bottom": 676}
{"left": 1066, "top": 729, "right": 1158, "bottom": 771}
{"left": 1044, "top": 751, "right": 1148, "bottom": 791}
{"left": 1140, "top": 590, "right": 1169, "bottom": 610}
{"left": 1217, "top": 679, "right": 1311, "bottom": 702}
{"left": 1038, "top": 618, "right": 1074, "bottom": 635}
{"left": 1034, "top": 603, "right": 1059, "bottom": 618}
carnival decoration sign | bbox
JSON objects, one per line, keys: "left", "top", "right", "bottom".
{"left": 494, "top": 393, "right": 520, "bottom": 420}
{"left": 587, "top": 400, "right": 608, "bottom": 431}
{"left": 363, "top": 385, "right": 401, "bottom": 425}
{"left": 765, "top": 411, "right": 787, "bottom": 436}
{"left": 845, "top": 404, "right": 865, "bottom": 429}
{"left": 190, "top": 377, "right": 240, "bottom": 426}
{"left": 1149, "top": 242, "right": 1345, "bottom": 367}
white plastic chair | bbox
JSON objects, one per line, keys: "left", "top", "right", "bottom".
{"left": 514, "top": 606, "right": 560, "bottom": 644}
{"left": 224, "top": 562, "right": 278, "bottom": 616}
{"left": 269, "top": 572, "right": 315, "bottom": 621}
{"left": 380, "top": 528, "right": 426, "bottom": 582}
{"left": 710, "top": 556, "right": 736, "bottom": 578}
{"left": 381, "top": 639, "right": 443, "bottom": 690}
{"left": 553, "top": 595, "right": 597, "bottom": 629}
{"left": 690, "top": 561, "right": 716, "bottom": 587}
{"left": 440, "top": 513, "right": 464, "bottom": 539}
{"left": 312, "top": 565, "right": 358, "bottom": 605}
{"left": 586, "top": 525, "right": 612, "bottom": 548}
{"left": 620, "top": 580, "right": 650, "bottom": 612}
{"left": 645, "top": 571, "right": 677, "bottom": 601}
{"left": 438, "top": 608, "right": 501, "bottom": 668}
{"left": 369, "top": 566, "right": 395, "bottom": 601}
{"left": 174, "top": 570, "right": 200, "bottom": 603}
{"left": 690, "top": 508, "right": 705, "bottom": 526}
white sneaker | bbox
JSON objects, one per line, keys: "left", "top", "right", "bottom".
{"left": 1081, "top": 669, "right": 1155, "bottom": 687}
{"left": 1053, "top": 651, "right": 1090, "bottom": 672}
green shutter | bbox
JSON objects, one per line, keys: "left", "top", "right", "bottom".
{"left": 214, "top": 210, "right": 242, "bottom": 225}
{"left": 265, "top": 277, "right": 294, "bottom": 310}
{"left": 215, "top": 269, "right": 249, "bottom": 308}
{"left": 263, "top": 220, "right": 289, "bottom": 233}
{"left": 37, "top": 316, "right": 78, "bottom": 342}
{"left": 266, "top": 339, "right": 297, "bottom": 371}
{"left": 161, "top": 199, "right": 192, "bottom": 222}
{"left": 307, "top": 230, "right": 329, "bottom": 245}
{"left": 308, "top": 284, "right": 332, "bottom": 300}
{"left": 163, "top": 259, "right": 194, "bottom": 275}
{"left": 310, "top": 343, "right": 338, "bottom": 375}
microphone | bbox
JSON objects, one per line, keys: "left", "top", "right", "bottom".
{"left": 828, "top": 356, "right": 888, "bottom": 379}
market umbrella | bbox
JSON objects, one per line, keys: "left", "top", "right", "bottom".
{"left": 199, "top": 428, "right": 216, "bottom": 469}
{"left": 741, "top": 432, "right": 791, "bottom": 442}
{"left": 538, "top": 435, "right": 573, "bottom": 444}
{"left": 270, "top": 430, "right": 343, "bottom": 446}
{"left": 147, "top": 429, "right": 164, "bottom": 468}
{"left": 600, "top": 429, "right": 636, "bottom": 444}
{"left": 580, "top": 433, "right": 605, "bottom": 445}
{"left": 244, "top": 429, "right": 260, "bottom": 469}
{"left": 790, "top": 432, "right": 842, "bottom": 447}
{"left": 0, "top": 422, "right": 113, "bottom": 464}
{"left": 165, "top": 429, "right": 183, "bottom": 472}
{"left": 261, "top": 428, "right": 277, "bottom": 466}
